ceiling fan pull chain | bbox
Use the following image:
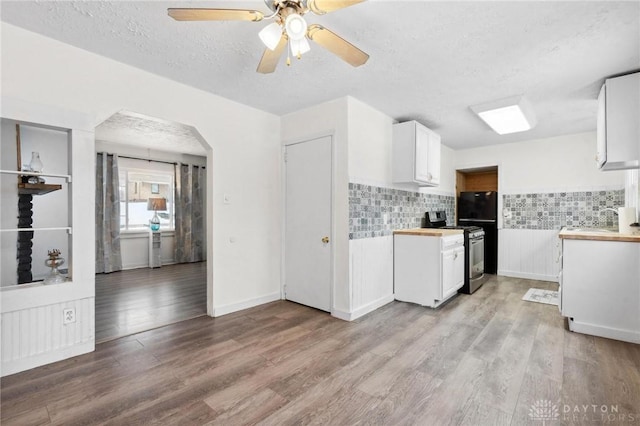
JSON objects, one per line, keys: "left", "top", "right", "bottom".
{"left": 287, "top": 38, "right": 292, "bottom": 66}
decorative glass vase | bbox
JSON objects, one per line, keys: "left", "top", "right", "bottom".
{"left": 29, "top": 151, "right": 43, "bottom": 173}
{"left": 150, "top": 212, "right": 161, "bottom": 231}
{"left": 44, "top": 250, "right": 66, "bottom": 285}
{"left": 28, "top": 152, "right": 46, "bottom": 184}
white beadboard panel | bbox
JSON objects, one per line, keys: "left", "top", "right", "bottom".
{"left": 120, "top": 232, "right": 176, "bottom": 270}
{"left": 349, "top": 236, "right": 394, "bottom": 314}
{"left": 498, "top": 229, "right": 561, "bottom": 282}
{"left": 1, "top": 297, "right": 94, "bottom": 376}
{"left": 333, "top": 294, "right": 395, "bottom": 321}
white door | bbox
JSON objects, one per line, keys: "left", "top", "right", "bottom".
{"left": 285, "top": 136, "right": 332, "bottom": 311}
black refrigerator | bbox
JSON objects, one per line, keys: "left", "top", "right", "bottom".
{"left": 457, "top": 191, "right": 498, "bottom": 274}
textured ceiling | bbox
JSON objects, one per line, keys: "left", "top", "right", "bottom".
{"left": 2, "top": 1, "right": 639, "bottom": 149}
{"left": 96, "top": 111, "right": 207, "bottom": 155}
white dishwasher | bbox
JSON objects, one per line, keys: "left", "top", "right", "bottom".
{"left": 394, "top": 232, "right": 465, "bottom": 308}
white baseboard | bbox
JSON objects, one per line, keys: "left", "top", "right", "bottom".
{"left": 121, "top": 262, "right": 150, "bottom": 271}
{"left": 568, "top": 318, "right": 640, "bottom": 344}
{"left": 1, "top": 341, "right": 94, "bottom": 377}
{"left": 213, "top": 292, "right": 281, "bottom": 317}
{"left": 498, "top": 269, "right": 558, "bottom": 283}
{"left": 332, "top": 294, "right": 395, "bottom": 322}
{"left": 121, "top": 260, "right": 177, "bottom": 271}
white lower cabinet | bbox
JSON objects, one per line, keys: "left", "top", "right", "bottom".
{"left": 560, "top": 238, "right": 640, "bottom": 343}
{"left": 394, "top": 233, "right": 464, "bottom": 308}
{"left": 442, "top": 244, "right": 465, "bottom": 301}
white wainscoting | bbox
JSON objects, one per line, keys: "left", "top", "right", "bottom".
{"left": 120, "top": 232, "right": 176, "bottom": 270}
{"left": 498, "top": 229, "right": 561, "bottom": 282}
{"left": 1, "top": 296, "right": 95, "bottom": 376}
{"left": 348, "top": 235, "right": 394, "bottom": 320}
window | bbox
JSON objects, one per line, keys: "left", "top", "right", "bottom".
{"left": 118, "top": 158, "right": 175, "bottom": 231}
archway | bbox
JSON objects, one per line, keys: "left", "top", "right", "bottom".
{"left": 93, "top": 110, "right": 212, "bottom": 342}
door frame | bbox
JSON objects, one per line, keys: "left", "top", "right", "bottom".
{"left": 281, "top": 131, "right": 335, "bottom": 313}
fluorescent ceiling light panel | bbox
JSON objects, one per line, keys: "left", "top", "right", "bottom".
{"left": 470, "top": 96, "right": 537, "bottom": 135}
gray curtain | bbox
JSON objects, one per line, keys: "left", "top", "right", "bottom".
{"left": 174, "top": 163, "right": 205, "bottom": 263}
{"left": 96, "top": 153, "right": 122, "bottom": 273}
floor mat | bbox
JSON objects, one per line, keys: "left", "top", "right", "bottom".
{"left": 522, "top": 288, "right": 559, "bottom": 306}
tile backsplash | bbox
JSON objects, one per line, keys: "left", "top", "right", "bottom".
{"left": 502, "top": 189, "right": 625, "bottom": 230}
{"left": 349, "top": 183, "right": 454, "bottom": 239}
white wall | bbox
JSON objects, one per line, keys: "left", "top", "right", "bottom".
{"left": 2, "top": 23, "right": 282, "bottom": 316}
{"left": 456, "top": 131, "right": 626, "bottom": 281}
{"left": 346, "top": 98, "right": 457, "bottom": 319}
{"left": 281, "top": 97, "right": 350, "bottom": 314}
{"left": 346, "top": 98, "right": 396, "bottom": 319}
{"left": 347, "top": 97, "right": 395, "bottom": 186}
{"left": 456, "top": 131, "right": 625, "bottom": 194}
{"left": 2, "top": 22, "right": 282, "bottom": 373}
{"left": 347, "top": 97, "right": 456, "bottom": 196}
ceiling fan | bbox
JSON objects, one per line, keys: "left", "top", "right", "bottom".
{"left": 168, "top": 0, "right": 369, "bottom": 74}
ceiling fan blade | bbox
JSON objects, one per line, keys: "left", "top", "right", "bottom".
{"left": 307, "top": 0, "right": 365, "bottom": 14}
{"left": 257, "top": 35, "right": 287, "bottom": 74}
{"left": 307, "top": 24, "right": 369, "bottom": 67}
{"left": 167, "top": 8, "right": 264, "bottom": 22}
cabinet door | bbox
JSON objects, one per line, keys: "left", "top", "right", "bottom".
{"left": 414, "top": 125, "right": 430, "bottom": 183}
{"left": 427, "top": 131, "right": 441, "bottom": 185}
{"left": 452, "top": 246, "right": 465, "bottom": 289}
{"left": 596, "top": 84, "right": 607, "bottom": 168}
{"left": 441, "top": 249, "right": 454, "bottom": 300}
{"left": 442, "top": 246, "right": 465, "bottom": 300}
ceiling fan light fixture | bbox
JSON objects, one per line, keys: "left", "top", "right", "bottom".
{"left": 259, "top": 22, "right": 283, "bottom": 50}
{"left": 290, "top": 37, "right": 311, "bottom": 57}
{"left": 284, "top": 13, "right": 307, "bottom": 40}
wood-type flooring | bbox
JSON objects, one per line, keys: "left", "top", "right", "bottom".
{"left": 2, "top": 275, "right": 639, "bottom": 425}
{"left": 95, "top": 262, "right": 207, "bottom": 343}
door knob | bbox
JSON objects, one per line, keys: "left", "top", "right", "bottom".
{"left": 322, "top": 237, "right": 330, "bottom": 243}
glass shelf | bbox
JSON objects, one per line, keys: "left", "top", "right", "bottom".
{"left": 0, "top": 227, "right": 72, "bottom": 233}
{"left": 0, "top": 169, "right": 72, "bottom": 182}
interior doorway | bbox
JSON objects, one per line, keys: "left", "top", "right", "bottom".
{"left": 456, "top": 166, "right": 499, "bottom": 275}
{"left": 94, "top": 111, "right": 209, "bottom": 343}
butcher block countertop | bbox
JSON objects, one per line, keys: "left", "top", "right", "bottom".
{"left": 559, "top": 228, "right": 640, "bottom": 243}
{"left": 394, "top": 228, "right": 464, "bottom": 237}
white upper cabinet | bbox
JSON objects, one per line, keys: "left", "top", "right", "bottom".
{"left": 393, "top": 120, "right": 441, "bottom": 186}
{"left": 597, "top": 72, "right": 639, "bottom": 171}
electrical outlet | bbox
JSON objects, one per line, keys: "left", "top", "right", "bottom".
{"left": 63, "top": 308, "right": 76, "bottom": 325}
